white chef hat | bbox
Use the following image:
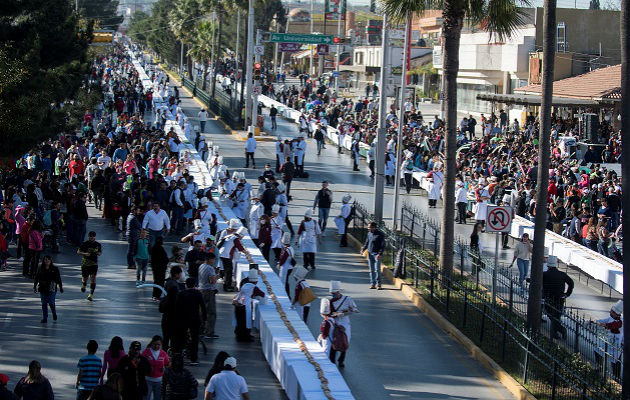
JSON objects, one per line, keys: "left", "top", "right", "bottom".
{"left": 229, "top": 218, "right": 241, "bottom": 229}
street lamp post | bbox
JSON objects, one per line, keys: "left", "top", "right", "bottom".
{"left": 391, "top": 14, "right": 411, "bottom": 231}
{"left": 374, "top": 13, "right": 389, "bottom": 223}
{"left": 245, "top": 0, "right": 255, "bottom": 129}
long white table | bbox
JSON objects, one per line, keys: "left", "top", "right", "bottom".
{"left": 129, "top": 47, "right": 354, "bottom": 400}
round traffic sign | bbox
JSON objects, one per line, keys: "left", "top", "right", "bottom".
{"left": 487, "top": 207, "right": 511, "bottom": 232}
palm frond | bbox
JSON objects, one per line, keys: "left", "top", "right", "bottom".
{"left": 379, "top": 0, "right": 436, "bottom": 24}
{"left": 466, "top": 0, "right": 531, "bottom": 40}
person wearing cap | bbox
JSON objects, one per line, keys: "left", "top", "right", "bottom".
{"left": 205, "top": 357, "right": 249, "bottom": 399}
{"left": 297, "top": 208, "right": 321, "bottom": 270}
{"left": 290, "top": 267, "right": 314, "bottom": 322}
{"left": 312, "top": 181, "right": 333, "bottom": 233}
{"left": 76, "top": 340, "right": 102, "bottom": 400}
{"left": 0, "top": 373, "right": 17, "bottom": 400}
{"left": 233, "top": 271, "right": 265, "bottom": 342}
{"left": 115, "top": 341, "right": 151, "bottom": 399}
{"left": 335, "top": 195, "right": 353, "bottom": 247}
{"left": 217, "top": 220, "right": 249, "bottom": 292}
{"left": 229, "top": 182, "right": 249, "bottom": 225}
{"left": 319, "top": 281, "right": 359, "bottom": 368}
{"left": 244, "top": 132, "right": 257, "bottom": 169}
{"left": 278, "top": 232, "right": 296, "bottom": 294}
{"left": 292, "top": 136, "right": 306, "bottom": 178}
{"left": 269, "top": 205, "right": 284, "bottom": 261}
{"left": 596, "top": 300, "right": 623, "bottom": 377}
{"left": 542, "top": 255, "right": 574, "bottom": 339}
{"left": 248, "top": 197, "right": 264, "bottom": 246}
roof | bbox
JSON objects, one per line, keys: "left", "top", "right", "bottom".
{"left": 515, "top": 64, "right": 621, "bottom": 101}
{"left": 476, "top": 93, "right": 610, "bottom": 107}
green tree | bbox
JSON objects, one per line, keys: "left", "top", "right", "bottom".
{"left": 77, "top": 0, "right": 124, "bottom": 30}
{"left": 187, "top": 21, "right": 215, "bottom": 90}
{"left": 381, "top": 0, "right": 527, "bottom": 277}
{"left": 0, "top": 0, "right": 91, "bottom": 156}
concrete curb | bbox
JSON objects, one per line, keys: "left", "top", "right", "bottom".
{"left": 346, "top": 232, "right": 537, "bottom": 400}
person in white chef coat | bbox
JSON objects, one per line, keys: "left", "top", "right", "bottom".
{"left": 318, "top": 281, "right": 359, "bottom": 368}
{"left": 297, "top": 208, "right": 321, "bottom": 270}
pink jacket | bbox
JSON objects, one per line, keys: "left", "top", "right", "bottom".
{"left": 141, "top": 348, "right": 170, "bottom": 379}
{"left": 28, "top": 230, "right": 43, "bottom": 251}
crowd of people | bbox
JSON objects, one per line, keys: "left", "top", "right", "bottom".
{"left": 250, "top": 72, "right": 624, "bottom": 262}
{"left": 0, "top": 41, "right": 369, "bottom": 399}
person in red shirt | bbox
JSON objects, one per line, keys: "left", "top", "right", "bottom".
{"left": 68, "top": 154, "right": 85, "bottom": 179}
{"left": 547, "top": 179, "right": 558, "bottom": 203}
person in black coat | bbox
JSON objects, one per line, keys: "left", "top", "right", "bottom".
{"left": 13, "top": 361, "right": 54, "bottom": 400}
{"left": 543, "top": 256, "right": 574, "bottom": 339}
{"left": 115, "top": 342, "right": 151, "bottom": 400}
{"left": 151, "top": 236, "right": 169, "bottom": 300}
{"left": 33, "top": 256, "right": 63, "bottom": 323}
{"left": 173, "top": 278, "right": 206, "bottom": 365}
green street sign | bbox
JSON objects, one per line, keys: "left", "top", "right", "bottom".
{"left": 269, "top": 33, "right": 334, "bottom": 45}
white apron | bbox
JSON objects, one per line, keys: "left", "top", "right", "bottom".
{"left": 330, "top": 295, "right": 358, "bottom": 343}
{"left": 299, "top": 219, "right": 320, "bottom": 253}
{"left": 248, "top": 203, "right": 264, "bottom": 239}
{"left": 428, "top": 171, "right": 444, "bottom": 201}
{"left": 232, "top": 283, "right": 256, "bottom": 329}
{"left": 279, "top": 247, "right": 295, "bottom": 285}
{"left": 270, "top": 217, "right": 283, "bottom": 249}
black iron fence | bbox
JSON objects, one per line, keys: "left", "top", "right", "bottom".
{"left": 349, "top": 202, "right": 621, "bottom": 399}
{"left": 181, "top": 76, "right": 243, "bottom": 129}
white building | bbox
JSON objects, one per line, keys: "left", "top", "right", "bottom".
{"left": 433, "top": 26, "right": 535, "bottom": 114}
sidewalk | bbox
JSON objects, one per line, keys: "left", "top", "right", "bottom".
{"left": 170, "top": 79, "right": 515, "bottom": 399}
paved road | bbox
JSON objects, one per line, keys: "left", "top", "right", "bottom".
{"left": 175, "top": 82, "right": 515, "bottom": 399}
{"left": 248, "top": 96, "right": 622, "bottom": 323}
{"left": 0, "top": 182, "right": 285, "bottom": 397}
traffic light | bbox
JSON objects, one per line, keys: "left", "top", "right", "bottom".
{"left": 333, "top": 37, "right": 345, "bottom": 44}
{"left": 254, "top": 62, "right": 261, "bottom": 80}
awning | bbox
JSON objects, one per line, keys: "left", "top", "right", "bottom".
{"left": 476, "top": 93, "right": 614, "bottom": 108}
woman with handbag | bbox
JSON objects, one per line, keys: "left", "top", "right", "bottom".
{"left": 290, "top": 267, "right": 315, "bottom": 323}
{"left": 33, "top": 255, "right": 63, "bottom": 323}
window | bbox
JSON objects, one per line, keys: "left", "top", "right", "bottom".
{"left": 557, "top": 22, "right": 566, "bottom": 52}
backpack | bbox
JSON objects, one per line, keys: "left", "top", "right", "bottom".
{"left": 332, "top": 323, "right": 349, "bottom": 352}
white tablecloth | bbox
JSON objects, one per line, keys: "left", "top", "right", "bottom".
{"left": 127, "top": 47, "right": 354, "bottom": 400}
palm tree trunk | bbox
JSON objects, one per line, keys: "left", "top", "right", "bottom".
{"left": 212, "top": 16, "right": 223, "bottom": 98}
{"left": 439, "top": 3, "right": 464, "bottom": 277}
{"left": 619, "top": 0, "right": 630, "bottom": 394}
{"left": 186, "top": 48, "right": 193, "bottom": 78}
{"left": 202, "top": 63, "right": 208, "bottom": 91}
{"left": 527, "top": 0, "right": 557, "bottom": 334}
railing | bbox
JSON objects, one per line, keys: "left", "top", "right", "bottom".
{"left": 181, "top": 76, "right": 243, "bottom": 129}
{"left": 349, "top": 202, "right": 621, "bottom": 399}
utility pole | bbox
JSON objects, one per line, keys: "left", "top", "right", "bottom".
{"left": 309, "top": 0, "right": 314, "bottom": 75}
{"left": 391, "top": 14, "right": 411, "bottom": 231}
{"left": 273, "top": 18, "right": 280, "bottom": 75}
{"left": 619, "top": 0, "right": 630, "bottom": 395}
{"left": 334, "top": 9, "right": 342, "bottom": 94}
{"left": 280, "top": 17, "right": 291, "bottom": 74}
{"left": 251, "top": 29, "right": 261, "bottom": 134}
{"left": 180, "top": 42, "right": 184, "bottom": 75}
{"left": 245, "top": 0, "right": 255, "bottom": 129}
{"left": 234, "top": 10, "right": 241, "bottom": 108}
{"left": 374, "top": 13, "right": 389, "bottom": 223}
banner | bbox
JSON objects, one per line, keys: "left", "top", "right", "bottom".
{"left": 325, "top": 0, "right": 346, "bottom": 20}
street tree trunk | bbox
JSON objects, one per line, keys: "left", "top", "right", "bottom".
{"left": 186, "top": 51, "right": 193, "bottom": 78}
{"left": 212, "top": 15, "right": 223, "bottom": 98}
{"left": 439, "top": 1, "right": 464, "bottom": 277}
{"left": 201, "top": 62, "right": 208, "bottom": 91}
{"left": 527, "top": 0, "right": 557, "bottom": 334}
{"left": 619, "top": 0, "right": 630, "bottom": 395}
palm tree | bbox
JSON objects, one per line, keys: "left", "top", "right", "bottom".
{"left": 618, "top": 0, "right": 629, "bottom": 392}
{"left": 527, "top": 0, "right": 557, "bottom": 334}
{"left": 169, "top": 0, "right": 203, "bottom": 77}
{"left": 381, "top": 0, "right": 527, "bottom": 277}
{"left": 187, "top": 21, "right": 215, "bottom": 91}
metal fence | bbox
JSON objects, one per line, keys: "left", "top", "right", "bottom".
{"left": 350, "top": 202, "right": 621, "bottom": 399}
{"left": 181, "top": 76, "right": 243, "bottom": 129}
{"left": 398, "top": 203, "right": 623, "bottom": 384}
